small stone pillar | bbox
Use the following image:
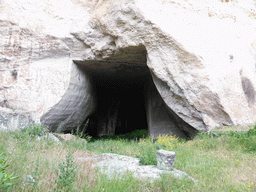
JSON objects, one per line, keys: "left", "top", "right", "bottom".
{"left": 157, "top": 150, "right": 176, "bottom": 170}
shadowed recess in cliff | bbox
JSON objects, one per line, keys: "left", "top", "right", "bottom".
{"left": 74, "top": 46, "right": 196, "bottom": 139}
{"left": 74, "top": 46, "right": 150, "bottom": 136}
{"left": 41, "top": 45, "right": 196, "bottom": 139}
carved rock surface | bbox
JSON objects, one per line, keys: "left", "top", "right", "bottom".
{"left": 157, "top": 150, "right": 176, "bottom": 170}
{"left": 1, "top": 0, "right": 256, "bottom": 138}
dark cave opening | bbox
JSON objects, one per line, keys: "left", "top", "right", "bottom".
{"left": 71, "top": 46, "right": 197, "bottom": 139}
{"left": 75, "top": 46, "right": 151, "bottom": 136}
{"left": 97, "top": 75, "right": 149, "bottom": 135}
{"left": 84, "top": 70, "right": 151, "bottom": 137}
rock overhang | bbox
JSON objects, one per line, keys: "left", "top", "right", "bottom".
{"left": 68, "top": 45, "right": 198, "bottom": 139}
{"left": 73, "top": 45, "right": 148, "bottom": 78}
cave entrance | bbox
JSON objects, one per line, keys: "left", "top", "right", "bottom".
{"left": 72, "top": 45, "right": 197, "bottom": 139}
{"left": 92, "top": 73, "right": 150, "bottom": 136}
{"left": 75, "top": 46, "right": 150, "bottom": 136}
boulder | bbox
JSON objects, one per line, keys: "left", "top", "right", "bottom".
{"left": 92, "top": 153, "right": 195, "bottom": 182}
{"left": 1, "top": 0, "right": 256, "bottom": 138}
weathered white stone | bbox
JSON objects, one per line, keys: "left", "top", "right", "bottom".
{"left": 92, "top": 153, "right": 195, "bottom": 182}
{"left": 0, "top": 107, "right": 34, "bottom": 131}
{"left": 40, "top": 62, "right": 96, "bottom": 132}
{"left": 0, "top": 0, "right": 96, "bottom": 132}
{"left": 1, "top": 0, "right": 256, "bottom": 137}
{"left": 157, "top": 150, "right": 176, "bottom": 170}
{"left": 91, "top": 0, "right": 256, "bottom": 133}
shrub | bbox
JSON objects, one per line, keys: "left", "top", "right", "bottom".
{"left": 137, "top": 138, "right": 157, "bottom": 165}
{"left": 155, "top": 134, "right": 182, "bottom": 151}
{"left": 92, "top": 129, "right": 149, "bottom": 142}
{"left": 124, "top": 129, "right": 148, "bottom": 140}
{"left": 55, "top": 151, "right": 77, "bottom": 191}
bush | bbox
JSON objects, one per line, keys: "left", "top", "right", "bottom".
{"left": 55, "top": 151, "right": 77, "bottom": 191}
{"left": 124, "top": 129, "right": 148, "bottom": 140}
{"left": 22, "top": 124, "right": 48, "bottom": 139}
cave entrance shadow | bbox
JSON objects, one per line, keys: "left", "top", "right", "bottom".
{"left": 81, "top": 69, "right": 152, "bottom": 137}
{"left": 93, "top": 74, "right": 150, "bottom": 136}
{"left": 74, "top": 45, "right": 197, "bottom": 139}
{"left": 75, "top": 46, "right": 150, "bottom": 137}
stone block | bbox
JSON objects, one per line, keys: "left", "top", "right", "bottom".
{"left": 157, "top": 150, "right": 176, "bottom": 170}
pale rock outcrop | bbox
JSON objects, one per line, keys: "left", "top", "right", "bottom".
{"left": 89, "top": 153, "right": 197, "bottom": 182}
{"left": 91, "top": 0, "right": 256, "bottom": 133}
{"left": 0, "top": 0, "right": 256, "bottom": 138}
{"left": 0, "top": 0, "right": 95, "bottom": 132}
{"left": 0, "top": 107, "right": 34, "bottom": 131}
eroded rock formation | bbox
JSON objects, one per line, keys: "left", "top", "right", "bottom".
{"left": 1, "top": 0, "right": 256, "bottom": 138}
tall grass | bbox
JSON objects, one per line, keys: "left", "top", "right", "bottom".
{"left": 1, "top": 125, "right": 256, "bottom": 191}
{"left": 55, "top": 151, "right": 77, "bottom": 191}
{"left": 0, "top": 152, "right": 19, "bottom": 191}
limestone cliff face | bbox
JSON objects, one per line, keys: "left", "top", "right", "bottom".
{"left": 0, "top": 0, "right": 256, "bottom": 138}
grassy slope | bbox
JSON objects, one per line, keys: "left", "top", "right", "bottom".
{"left": 1, "top": 126, "right": 256, "bottom": 191}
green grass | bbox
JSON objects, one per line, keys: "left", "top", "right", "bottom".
{"left": 0, "top": 152, "right": 19, "bottom": 191}
{"left": 55, "top": 151, "right": 77, "bottom": 191}
{"left": 1, "top": 124, "right": 256, "bottom": 191}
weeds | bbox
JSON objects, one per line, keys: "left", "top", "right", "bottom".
{"left": 91, "top": 129, "right": 148, "bottom": 142}
{"left": 137, "top": 134, "right": 184, "bottom": 165}
{"left": 137, "top": 138, "right": 157, "bottom": 165}
{"left": 0, "top": 153, "right": 18, "bottom": 191}
{"left": 55, "top": 151, "right": 77, "bottom": 191}
{"left": 1, "top": 125, "right": 256, "bottom": 191}
{"left": 11, "top": 124, "right": 48, "bottom": 140}
{"left": 219, "top": 124, "right": 256, "bottom": 152}
{"left": 30, "top": 156, "right": 41, "bottom": 191}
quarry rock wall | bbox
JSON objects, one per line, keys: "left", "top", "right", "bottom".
{"left": 1, "top": 0, "right": 256, "bottom": 138}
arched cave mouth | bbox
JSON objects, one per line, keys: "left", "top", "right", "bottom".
{"left": 70, "top": 45, "right": 197, "bottom": 139}
{"left": 74, "top": 46, "right": 150, "bottom": 137}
